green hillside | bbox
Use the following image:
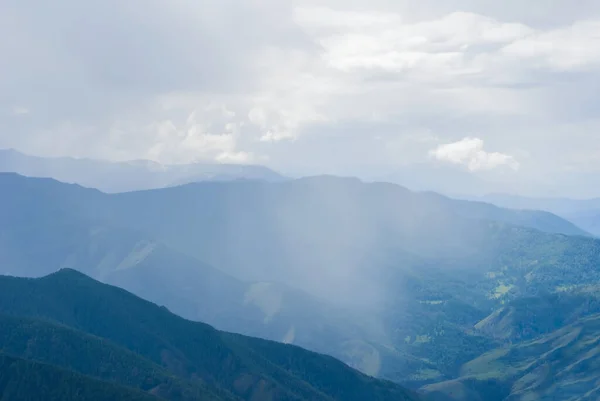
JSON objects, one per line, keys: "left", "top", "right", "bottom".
{"left": 0, "top": 352, "right": 159, "bottom": 401}
{"left": 0, "top": 314, "right": 228, "bottom": 401}
{"left": 422, "top": 290, "right": 600, "bottom": 400}
{"left": 0, "top": 269, "right": 420, "bottom": 401}
{"left": 426, "top": 312, "right": 600, "bottom": 401}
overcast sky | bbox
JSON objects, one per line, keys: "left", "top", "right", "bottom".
{"left": 2, "top": 0, "right": 600, "bottom": 197}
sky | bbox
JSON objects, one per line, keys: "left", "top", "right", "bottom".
{"left": 2, "top": 0, "right": 600, "bottom": 197}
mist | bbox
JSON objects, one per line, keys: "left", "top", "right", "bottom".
{"left": 0, "top": 148, "right": 472, "bottom": 311}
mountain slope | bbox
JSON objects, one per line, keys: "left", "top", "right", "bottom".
{"left": 0, "top": 314, "right": 228, "bottom": 401}
{"left": 0, "top": 352, "right": 159, "bottom": 401}
{"left": 422, "top": 290, "right": 600, "bottom": 401}
{"left": 426, "top": 312, "right": 600, "bottom": 401}
{"left": 474, "top": 292, "right": 600, "bottom": 342}
{"left": 0, "top": 269, "right": 420, "bottom": 401}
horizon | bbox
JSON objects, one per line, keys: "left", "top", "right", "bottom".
{"left": 2, "top": 146, "right": 600, "bottom": 200}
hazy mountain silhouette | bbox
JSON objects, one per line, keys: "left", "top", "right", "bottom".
{"left": 0, "top": 148, "right": 284, "bottom": 193}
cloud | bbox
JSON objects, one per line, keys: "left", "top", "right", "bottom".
{"left": 1, "top": 0, "right": 600, "bottom": 195}
{"left": 129, "top": 106, "right": 255, "bottom": 165}
{"left": 296, "top": 9, "right": 534, "bottom": 76}
{"left": 500, "top": 20, "right": 600, "bottom": 72}
{"left": 429, "top": 137, "right": 520, "bottom": 171}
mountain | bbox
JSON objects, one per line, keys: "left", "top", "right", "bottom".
{"left": 371, "top": 163, "right": 492, "bottom": 197}
{"left": 475, "top": 193, "right": 600, "bottom": 216}
{"left": 565, "top": 209, "right": 600, "bottom": 237}
{"left": 0, "top": 314, "right": 226, "bottom": 401}
{"left": 416, "top": 191, "right": 589, "bottom": 237}
{"left": 0, "top": 352, "right": 160, "bottom": 401}
{"left": 4, "top": 172, "right": 600, "bottom": 391}
{"left": 87, "top": 176, "right": 594, "bottom": 298}
{"left": 0, "top": 148, "right": 285, "bottom": 193}
{"left": 0, "top": 172, "right": 391, "bottom": 378}
{"left": 0, "top": 269, "right": 420, "bottom": 401}
{"left": 473, "top": 193, "right": 600, "bottom": 237}
{"left": 372, "top": 165, "right": 600, "bottom": 200}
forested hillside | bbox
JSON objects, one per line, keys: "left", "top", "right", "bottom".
{"left": 0, "top": 269, "right": 420, "bottom": 401}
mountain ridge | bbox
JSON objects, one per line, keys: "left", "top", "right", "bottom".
{"left": 0, "top": 268, "right": 420, "bottom": 401}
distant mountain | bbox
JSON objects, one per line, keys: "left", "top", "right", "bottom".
{"left": 564, "top": 209, "right": 600, "bottom": 238}
{"left": 0, "top": 148, "right": 285, "bottom": 193}
{"left": 0, "top": 269, "right": 420, "bottom": 401}
{"left": 474, "top": 193, "right": 600, "bottom": 236}
{"left": 416, "top": 191, "right": 589, "bottom": 237}
{"left": 0, "top": 352, "right": 159, "bottom": 401}
{"left": 373, "top": 165, "right": 600, "bottom": 200}
{"left": 475, "top": 193, "right": 600, "bottom": 216}
{"left": 371, "top": 163, "right": 491, "bottom": 197}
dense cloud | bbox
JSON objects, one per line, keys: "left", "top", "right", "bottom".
{"left": 2, "top": 0, "right": 600, "bottom": 195}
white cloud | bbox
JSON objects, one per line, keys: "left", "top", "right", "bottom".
{"left": 141, "top": 107, "right": 256, "bottom": 165}
{"left": 295, "top": 8, "right": 533, "bottom": 78}
{"left": 429, "top": 137, "right": 520, "bottom": 171}
{"left": 500, "top": 20, "right": 600, "bottom": 72}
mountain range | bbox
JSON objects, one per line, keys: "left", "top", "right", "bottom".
{"left": 4, "top": 172, "right": 600, "bottom": 400}
{"left": 0, "top": 148, "right": 284, "bottom": 193}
